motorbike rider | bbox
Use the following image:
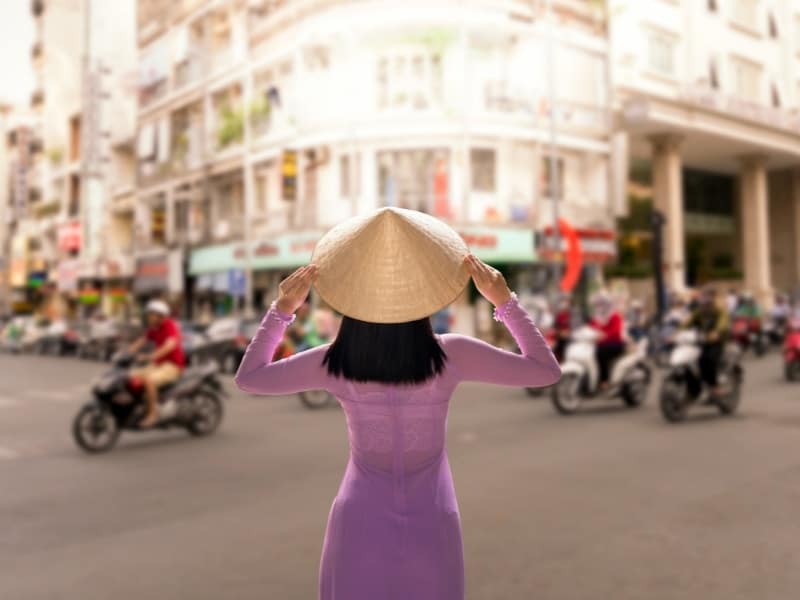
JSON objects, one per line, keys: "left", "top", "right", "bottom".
{"left": 626, "top": 299, "right": 648, "bottom": 342}
{"left": 588, "top": 291, "right": 625, "bottom": 388}
{"left": 770, "top": 293, "right": 791, "bottom": 325}
{"left": 127, "top": 300, "right": 186, "bottom": 428}
{"left": 685, "top": 286, "right": 728, "bottom": 397}
{"left": 288, "top": 300, "right": 325, "bottom": 352}
{"left": 553, "top": 294, "right": 572, "bottom": 362}
{"left": 733, "top": 291, "right": 762, "bottom": 320}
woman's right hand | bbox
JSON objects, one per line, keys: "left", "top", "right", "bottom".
{"left": 464, "top": 254, "right": 512, "bottom": 307}
{"left": 276, "top": 265, "right": 318, "bottom": 314}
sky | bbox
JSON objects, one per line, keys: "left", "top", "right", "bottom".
{"left": 0, "top": 1, "right": 35, "bottom": 108}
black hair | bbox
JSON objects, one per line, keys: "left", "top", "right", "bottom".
{"left": 322, "top": 316, "right": 447, "bottom": 384}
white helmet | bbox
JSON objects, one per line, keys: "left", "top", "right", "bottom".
{"left": 145, "top": 299, "right": 170, "bottom": 316}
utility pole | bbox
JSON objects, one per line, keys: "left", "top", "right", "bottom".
{"left": 544, "top": 0, "right": 562, "bottom": 289}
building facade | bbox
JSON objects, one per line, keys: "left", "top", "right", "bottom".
{"left": 134, "top": 0, "right": 615, "bottom": 326}
{"left": 610, "top": 0, "right": 800, "bottom": 305}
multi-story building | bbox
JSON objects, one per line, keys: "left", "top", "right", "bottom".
{"left": 610, "top": 0, "right": 800, "bottom": 304}
{"left": 134, "top": 0, "right": 615, "bottom": 325}
{"left": 5, "top": 0, "right": 139, "bottom": 319}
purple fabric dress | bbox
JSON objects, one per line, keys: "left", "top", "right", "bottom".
{"left": 235, "top": 296, "right": 560, "bottom": 600}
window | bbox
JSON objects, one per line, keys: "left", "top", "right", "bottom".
{"left": 768, "top": 12, "right": 778, "bottom": 38}
{"left": 377, "top": 51, "right": 443, "bottom": 111}
{"left": 795, "top": 17, "right": 800, "bottom": 51}
{"left": 731, "top": 0, "right": 759, "bottom": 31}
{"left": 150, "top": 203, "right": 166, "bottom": 246}
{"left": 377, "top": 149, "right": 451, "bottom": 216}
{"left": 646, "top": 31, "right": 676, "bottom": 77}
{"left": 339, "top": 154, "right": 361, "bottom": 198}
{"left": 174, "top": 199, "right": 189, "bottom": 235}
{"left": 470, "top": 149, "right": 496, "bottom": 193}
{"left": 709, "top": 57, "right": 720, "bottom": 89}
{"left": 731, "top": 57, "right": 761, "bottom": 102}
{"left": 771, "top": 83, "right": 781, "bottom": 107}
{"left": 540, "top": 156, "right": 564, "bottom": 199}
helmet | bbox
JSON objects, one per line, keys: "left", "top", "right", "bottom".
{"left": 591, "top": 290, "right": 611, "bottom": 307}
{"left": 145, "top": 299, "right": 170, "bottom": 316}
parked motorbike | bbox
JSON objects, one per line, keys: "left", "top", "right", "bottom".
{"left": 731, "top": 316, "right": 766, "bottom": 356}
{"left": 72, "top": 353, "right": 227, "bottom": 453}
{"left": 550, "top": 326, "right": 651, "bottom": 415}
{"left": 659, "top": 330, "right": 743, "bottom": 423}
{"left": 782, "top": 317, "right": 800, "bottom": 381}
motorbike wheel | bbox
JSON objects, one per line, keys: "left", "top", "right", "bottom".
{"left": 622, "top": 365, "right": 650, "bottom": 408}
{"left": 659, "top": 380, "right": 688, "bottom": 423}
{"left": 299, "top": 389, "right": 334, "bottom": 410}
{"left": 784, "top": 361, "right": 800, "bottom": 382}
{"left": 222, "top": 352, "right": 239, "bottom": 375}
{"left": 754, "top": 339, "right": 767, "bottom": 357}
{"left": 525, "top": 386, "right": 544, "bottom": 397}
{"left": 718, "top": 371, "right": 742, "bottom": 416}
{"left": 187, "top": 391, "right": 224, "bottom": 436}
{"left": 72, "top": 404, "right": 120, "bottom": 453}
{"left": 550, "top": 373, "right": 582, "bottom": 415}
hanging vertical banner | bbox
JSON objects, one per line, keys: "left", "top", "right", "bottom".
{"left": 281, "top": 150, "right": 297, "bottom": 201}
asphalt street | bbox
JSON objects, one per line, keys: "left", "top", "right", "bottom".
{"left": 2, "top": 351, "right": 800, "bottom": 600}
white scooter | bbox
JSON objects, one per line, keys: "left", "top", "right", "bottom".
{"left": 659, "top": 330, "right": 743, "bottom": 423}
{"left": 551, "top": 326, "right": 651, "bottom": 415}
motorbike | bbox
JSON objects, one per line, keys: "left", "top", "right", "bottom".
{"left": 763, "top": 315, "right": 787, "bottom": 350}
{"left": 72, "top": 353, "right": 227, "bottom": 453}
{"left": 782, "top": 317, "right": 800, "bottom": 381}
{"left": 731, "top": 316, "right": 767, "bottom": 356}
{"left": 525, "top": 327, "right": 558, "bottom": 397}
{"left": 659, "top": 330, "right": 743, "bottom": 423}
{"left": 550, "top": 326, "right": 651, "bottom": 415}
{"left": 274, "top": 339, "right": 336, "bottom": 410}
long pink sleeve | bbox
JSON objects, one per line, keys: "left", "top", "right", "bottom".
{"left": 440, "top": 295, "right": 561, "bottom": 388}
{"left": 234, "top": 306, "right": 331, "bottom": 395}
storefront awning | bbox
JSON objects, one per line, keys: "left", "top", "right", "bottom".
{"left": 190, "top": 227, "right": 539, "bottom": 276}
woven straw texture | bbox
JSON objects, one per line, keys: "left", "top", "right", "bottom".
{"left": 311, "top": 207, "right": 470, "bottom": 323}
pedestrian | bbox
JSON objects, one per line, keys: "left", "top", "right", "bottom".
{"left": 234, "top": 207, "right": 560, "bottom": 600}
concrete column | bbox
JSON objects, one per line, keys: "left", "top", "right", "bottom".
{"left": 649, "top": 134, "right": 684, "bottom": 291}
{"left": 792, "top": 169, "right": 800, "bottom": 290}
{"left": 740, "top": 155, "right": 772, "bottom": 307}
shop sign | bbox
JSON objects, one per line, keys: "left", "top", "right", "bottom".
{"left": 189, "top": 231, "right": 321, "bottom": 275}
{"left": 540, "top": 226, "right": 616, "bottom": 263}
{"left": 133, "top": 254, "right": 169, "bottom": 294}
{"left": 27, "top": 272, "right": 47, "bottom": 289}
{"left": 99, "top": 256, "right": 134, "bottom": 279}
{"left": 58, "top": 220, "right": 82, "bottom": 252}
{"left": 57, "top": 259, "right": 80, "bottom": 292}
{"left": 281, "top": 150, "right": 297, "bottom": 201}
{"left": 456, "top": 226, "right": 537, "bottom": 264}
{"left": 9, "top": 258, "right": 27, "bottom": 288}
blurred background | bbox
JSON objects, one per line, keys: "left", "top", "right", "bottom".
{"left": 3, "top": 0, "right": 798, "bottom": 327}
{"left": 4, "top": 2, "right": 800, "bottom": 599}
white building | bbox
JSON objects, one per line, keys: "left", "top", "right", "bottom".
{"left": 134, "top": 0, "right": 615, "bottom": 320}
{"left": 610, "top": 0, "right": 800, "bottom": 303}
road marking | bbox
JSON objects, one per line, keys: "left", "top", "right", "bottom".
{"left": 23, "top": 389, "right": 76, "bottom": 403}
{"left": 0, "top": 446, "right": 20, "bottom": 460}
{"left": 0, "top": 396, "right": 20, "bottom": 408}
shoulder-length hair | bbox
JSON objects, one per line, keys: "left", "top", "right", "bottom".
{"left": 322, "top": 316, "right": 447, "bottom": 384}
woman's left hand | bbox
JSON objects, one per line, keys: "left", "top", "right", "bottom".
{"left": 276, "top": 265, "right": 319, "bottom": 314}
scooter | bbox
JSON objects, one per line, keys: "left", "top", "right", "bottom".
{"left": 550, "top": 326, "right": 651, "bottom": 415}
{"left": 659, "top": 330, "right": 743, "bottom": 423}
{"left": 731, "top": 316, "right": 766, "bottom": 356}
{"left": 782, "top": 317, "right": 800, "bottom": 381}
{"left": 72, "top": 353, "right": 227, "bottom": 453}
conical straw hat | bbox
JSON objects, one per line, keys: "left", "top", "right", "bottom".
{"left": 311, "top": 207, "right": 470, "bottom": 323}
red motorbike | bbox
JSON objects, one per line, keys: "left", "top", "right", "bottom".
{"left": 731, "top": 316, "right": 767, "bottom": 356}
{"left": 783, "top": 318, "right": 800, "bottom": 381}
